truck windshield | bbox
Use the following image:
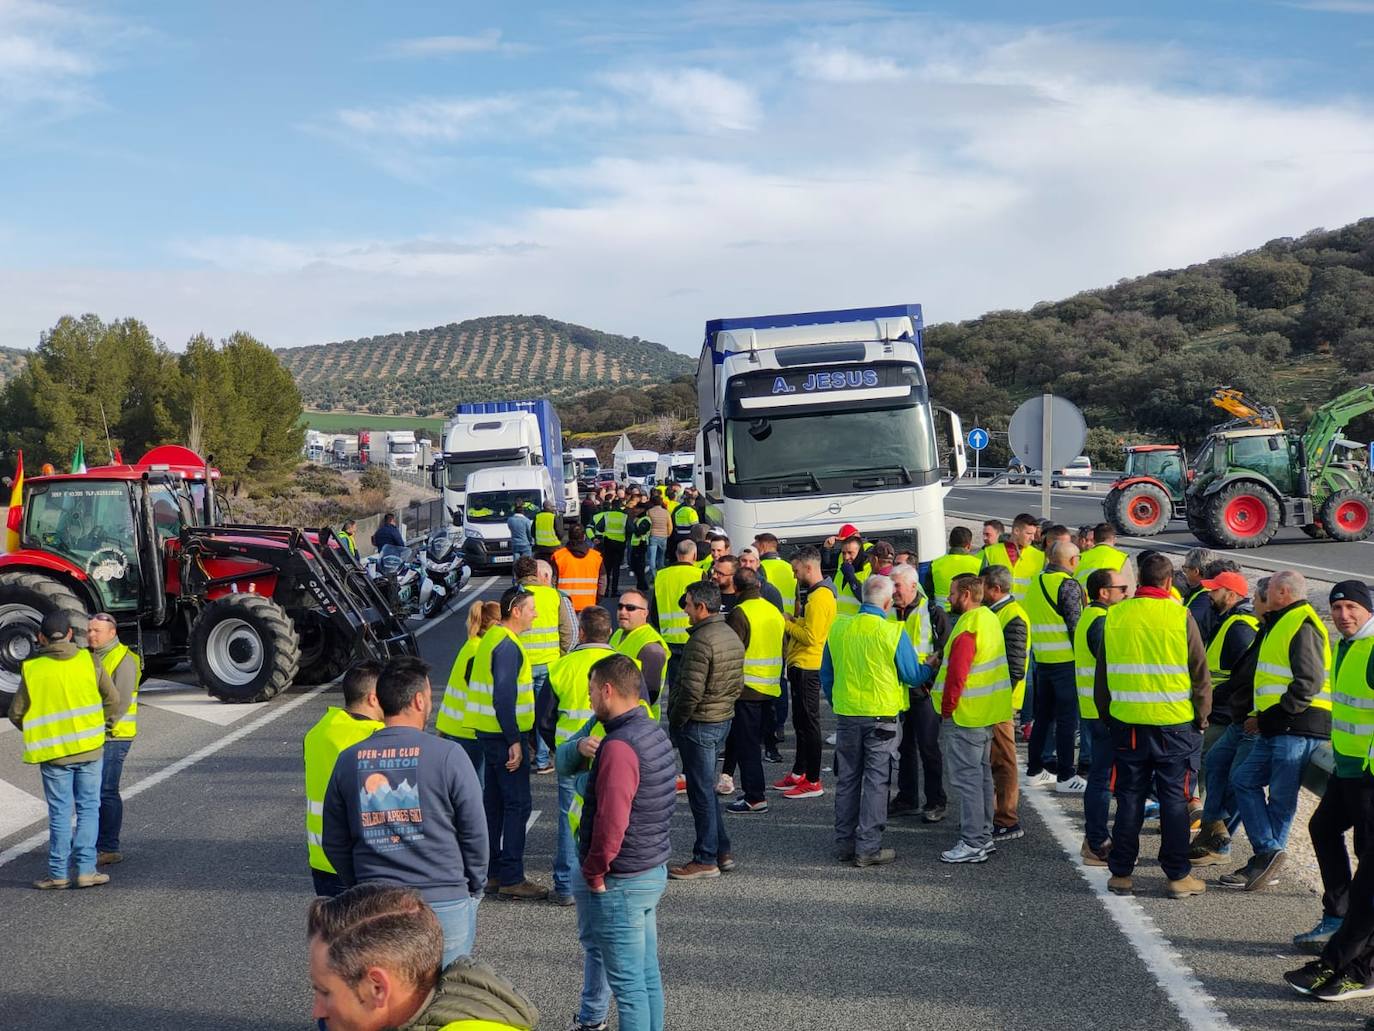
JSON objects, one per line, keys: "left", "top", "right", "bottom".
{"left": 725, "top": 403, "right": 938, "bottom": 496}
{"left": 575, "top": 458, "right": 598, "bottom": 477}
{"left": 390, "top": 442, "right": 417, "bottom": 455}
{"left": 627, "top": 462, "right": 656, "bottom": 478}
{"left": 466, "top": 490, "right": 544, "bottom": 523}
{"left": 671, "top": 464, "right": 693, "bottom": 483}
{"left": 446, "top": 453, "right": 528, "bottom": 489}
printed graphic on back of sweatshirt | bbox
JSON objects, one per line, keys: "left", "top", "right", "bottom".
{"left": 355, "top": 744, "right": 425, "bottom": 851}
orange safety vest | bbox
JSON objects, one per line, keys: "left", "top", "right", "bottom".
{"left": 553, "top": 547, "right": 603, "bottom": 611}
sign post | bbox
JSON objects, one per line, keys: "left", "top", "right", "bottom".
{"left": 1007, "top": 394, "right": 1087, "bottom": 521}
{"left": 966, "top": 426, "right": 989, "bottom": 481}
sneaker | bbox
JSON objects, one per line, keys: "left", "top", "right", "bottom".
{"left": 888, "top": 796, "right": 918, "bottom": 816}
{"left": 1218, "top": 860, "right": 1256, "bottom": 889}
{"left": 548, "top": 892, "right": 575, "bottom": 908}
{"left": 1025, "top": 770, "right": 1056, "bottom": 787}
{"left": 32, "top": 877, "right": 70, "bottom": 890}
{"left": 1143, "top": 799, "right": 1160, "bottom": 820}
{"left": 1284, "top": 960, "right": 1338, "bottom": 996}
{"left": 921, "top": 804, "right": 947, "bottom": 823}
{"left": 668, "top": 861, "right": 720, "bottom": 880}
{"left": 675, "top": 774, "right": 687, "bottom": 795}
{"left": 499, "top": 880, "right": 550, "bottom": 901}
{"left": 940, "top": 841, "right": 989, "bottom": 864}
{"left": 534, "top": 763, "right": 555, "bottom": 775}
{"left": 567, "top": 1021, "right": 609, "bottom": 1031}
{"left": 1167, "top": 874, "right": 1206, "bottom": 899}
{"left": 772, "top": 772, "right": 802, "bottom": 790}
{"left": 1245, "top": 849, "right": 1286, "bottom": 892}
{"left": 763, "top": 750, "right": 784, "bottom": 764}
{"left": 96, "top": 851, "right": 123, "bottom": 866}
{"left": 1107, "top": 875, "right": 1134, "bottom": 895}
{"left": 992, "top": 823, "right": 1024, "bottom": 842}
{"left": 726, "top": 798, "right": 768, "bottom": 814}
{"left": 717, "top": 852, "right": 737, "bottom": 872}
{"left": 1294, "top": 915, "right": 1344, "bottom": 949}
{"left": 783, "top": 777, "right": 824, "bottom": 799}
{"left": 1055, "top": 775, "right": 1088, "bottom": 794}
{"left": 980, "top": 841, "right": 997, "bottom": 855}
{"left": 715, "top": 773, "right": 735, "bottom": 796}
{"left": 74, "top": 872, "right": 110, "bottom": 888}
{"left": 1314, "top": 975, "right": 1374, "bottom": 1001}
{"left": 855, "top": 848, "right": 896, "bottom": 867}
{"left": 1081, "top": 838, "right": 1110, "bottom": 867}
{"left": 825, "top": 732, "right": 837, "bottom": 746}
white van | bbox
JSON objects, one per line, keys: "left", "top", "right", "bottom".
{"left": 461, "top": 466, "right": 553, "bottom": 572}
{"left": 655, "top": 451, "right": 695, "bottom": 487}
{"left": 614, "top": 449, "right": 659, "bottom": 489}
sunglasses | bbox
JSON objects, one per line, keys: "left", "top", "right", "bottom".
{"left": 617, "top": 603, "right": 646, "bottom": 611}
{"left": 1107, "top": 585, "right": 1129, "bottom": 593}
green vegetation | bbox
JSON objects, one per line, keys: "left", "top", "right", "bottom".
{"left": 276, "top": 314, "right": 694, "bottom": 415}
{"left": 0, "top": 346, "right": 25, "bottom": 386}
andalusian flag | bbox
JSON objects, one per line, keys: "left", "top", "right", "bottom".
{"left": 71, "top": 440, "right": 86, "bottom": 474}
{"left": 4, "top": 451, "right": 22, "bottom": 553}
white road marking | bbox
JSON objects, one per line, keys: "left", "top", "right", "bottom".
{"left": 0, "top": 680, "right": 334, "bottom": 869}
{"left": 0, "top": 777, "right": 49, "bottom": 839}
{"left": 1020, "top": 786, "right": 1237, "bottom": 1031}
{"left": 414, "top": 577, "right": 500, "bottom": 639}
{"left": 526, "top": 809, "right": 541, "bottom": 831}
{"left": 138, "top": 679, "right": 273, "bottom": 725}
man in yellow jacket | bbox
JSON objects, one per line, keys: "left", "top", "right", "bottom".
{"left": 778, "top": 546, "right": 837, "bottom": 799}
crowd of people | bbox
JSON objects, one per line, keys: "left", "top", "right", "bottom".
{"left": 14, "top": 481, "right": 1374, "bottom": 1028}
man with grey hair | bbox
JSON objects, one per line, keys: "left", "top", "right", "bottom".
{"left": 1223, "top": 569, "right": 1332, "bottom": 891}
{"left": 822, "top": 573, "right": 936, "bottom": 866}
{"left": 1180, "top": 547, "right": 1221, "bottom": 639}
{"left": 1025, "top": 539, "right": 1086, "bottom": 792}
{"left": 888, "top": 563, "right": 950, "bottom": 822}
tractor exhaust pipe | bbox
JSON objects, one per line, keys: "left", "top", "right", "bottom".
{"left": 139, "top": 473, "right": 167, "bottom": 626}
{"left": 203, "top": 453, "right": 217, "bottom": 526}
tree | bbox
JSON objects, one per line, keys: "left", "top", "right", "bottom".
{"left": 1224, "top": 255, "right": 1311, "bottom": 309}
{"left": 1300, "top": 267, "right": 1374, "bottom": 351}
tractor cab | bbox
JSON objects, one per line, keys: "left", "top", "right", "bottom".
{"left": 1122, "top": 445, "right": 1188, "bottom": 499}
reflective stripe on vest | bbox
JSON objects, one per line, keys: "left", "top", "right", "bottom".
{"left": 436, "top": 636, "right": 482, "bottom": 740}
{"left": 611, "top": 623, "right": 667, "bottom": 718}
{"left": 1075, "top": 544, "right": 1127, "bottom": 587}
{"left": 1023, "top": 571, "right": 1074, "bottom": 664}
{"left": 737, "top": 597, "right": 785, "bottom": 698}
{"left": 1073, "top": 605, "right": 1107, "bottom": 719}
{"left": 931, "top": 553, "right": 982, "bottom": 609}
{"left": 1103, "top": 597, "right": 1193, "bottom": 725}
{"left": 994, "top": 598, "right": 1031, "bottom": 710}
{"left": 1255, "top": 603, "right": 1333, "bottom": 713}
{"left": 304, "top": 706, "right": 384, "bottom": 872}
{"left": 518, "top": 583, "right": 562, "bottom": 667}
{"left": 594, "top": 510, "right": 628, "bottom": 542}
{"left": 101, "top": 643, "right": 142, "bottom": 740}
{"left": 1332, "top": 637, "right": 1374, "bottom": 767}
{"left": 1205, "top": 611, "right": 1260, "bottom": 689}
{"left": 900, "top": 602, "right": 932, "bottom": 662}
{"left": 653, "top": 564, "right": 703, "bottom": 645}
{"left": 828, "top": 613, "right": 905, "bottom": 717}
{"left": 933, "top": 606, "right": 1013, "bottom": 727}
{"left": 534, "top": 511, "right": 560, "bottom": 547}
{"left": 550, "top": 645, "right": 619, "bottom": 745}
{"left": 554, "top": 548, "right": 602, "bottom": 611}
{"left": 20, "top": 651, "right": 106, "bottom": 764}
{"left": 468, "top": 626, "right": 536, "bottom": 733}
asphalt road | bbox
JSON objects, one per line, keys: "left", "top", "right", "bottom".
{"left": 0, "top": 571, "right": 1367, "bottom": 1031}
{"left": 946, "top": 483, "right": 1374, "bottom": 583}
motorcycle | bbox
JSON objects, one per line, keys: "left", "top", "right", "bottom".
{"left": 365, "top": 543, "right": 422, "bottom": 617}
{"left": 418, "top": 527, "right": 471, "bottom": 619}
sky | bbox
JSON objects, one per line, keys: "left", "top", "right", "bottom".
{"left": 1, "top": 0, "right": 1372, "bottom": 356}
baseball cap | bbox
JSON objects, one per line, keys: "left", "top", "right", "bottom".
{"left": 836, "top": 523, "right": 860, "bottom": 540}
{"left": 1330, "top": 580, "right": 1374, "bottom": 612}
{"left": 1199, "top": 571, "right": 1247, "bottom": 594}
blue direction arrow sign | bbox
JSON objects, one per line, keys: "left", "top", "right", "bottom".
{"left": 967, "top": 427, "right": 989, "bottom": 451}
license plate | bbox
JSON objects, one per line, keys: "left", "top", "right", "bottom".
{"left": 492, "top": 555, "right": 512, "bottom": 564}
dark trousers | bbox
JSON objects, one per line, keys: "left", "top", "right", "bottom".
{"left": 599, "top": 539, "right": 626, "bottom": 593}
{"left": 96, "top": 737, "right": 132, "bottom": 853}
{"left": 311, "top": 868, "right": 347, "bottom": 897}
{"left": 788, "top": 666, "right": 822, "bottom": 782}
{"left": 629, "top": 543, "right": 648, "bottom": 591}
{"left": 1027, "top": 661, "right": 1078, "bottom": 781}
{"left": 1107, "top": 723, "right": 1201, "bottom": 882}
{"left": 894, "top": 691, "right": 945, "bottom": 809}
{"left": 481, "top": 736, "right": 533, "bottom": 886}
{"left": 722, "top": 699, "right": 768, "bottom": 803}
{"left": 1319, "top": 774, "right": 1374, "bottom": 978}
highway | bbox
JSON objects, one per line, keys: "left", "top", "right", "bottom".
{"left": 0, "top": 572, "right": 1364, "bottom": 1031}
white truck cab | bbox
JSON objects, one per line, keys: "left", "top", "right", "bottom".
{"left": 614, "top": 449, "right": 659, "bottom": 489}
{"left": 656, "top": 451, "right": 695, "bottom": 488}
{"left": 461, "top": 466, "right": 553, "bottom": 572}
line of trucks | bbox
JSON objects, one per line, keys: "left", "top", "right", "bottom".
{"left": 304, "top": 429, "right": 423, "bottom": 471}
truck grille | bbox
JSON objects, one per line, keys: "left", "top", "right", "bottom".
{"left": 775, "top": 528, "right": 919, "bottom": 558}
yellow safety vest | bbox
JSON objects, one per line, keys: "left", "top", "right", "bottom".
{"left": 1075, "top": 544, "right": 1127, "bottom": 587}
{"left": 672, "top": 505, "right": 698, "bottom": 529}
{"left": 1332, "top": 637, "right": 1374, "bottom": 768}
{"left": 759, "top": 555, "right": 797, "bottom": 615}
{"left": 1073, "top": 605, "right": 1108, "bottom": 719}
{"left": 467, "top": 626, "right": 535, "bottom": 734}
{"left": 981, "top": 542, "right": 1011, "bottom": 570}
{"left": 338, "top": 529, "right": 357, "bottom": 558}
{"left": 437, "top": 635, "right": 482, "bottom": 740}
{"left": 992, "top": 597, "right": 1031, "bottom": 709}
{"left": 101, "top": 643, "right": 142, "bottom": 740}
{"left": 897, "top": 601, "right": 932, "bottom": 662}
{"left": 737, "top": 597, "right": 785, "bottom": 698}
{"left": 549, "top": 644, "right": 618, "bottom": 745}
{"left": 518, "top": 583, "right": 562, "bottom": 669}
{"left": 438, "top": 1020, "right": 526, "bottom": 1031}
{"left": 653, "top": 563, "right": 703, "bottom": 645}
{"left": 20, "top": 651, "right": 107, "bottom": 764}
{"left": 610, "top": 623, "right": 667, "bottom": 716}
{"left": 304, "top": 706, "right": 384, "bottom": 872}
{"left": 828, "top": 612, "right": 905, "bottom": 717}
{"left": 565, "top": 701, "right": 654, "bottom": 837}
{"left": 1205, "top": 611, "right": 1260, "bottom": 690}
{"left": 930, "top": 552, "right": 982, "bottom": 609}
{"left": 1103, "top": 597, "right": 1194, "bottom": 725}
{"left": 1023, "top": 571, "right": 1074, "bottom": 665}
{"left": 629, "top": 515, "right": 651, "bottom": 546}
{"left": 1255, "top": 603, "right": 1333, "bottom": 714}
{"left": 594, "top": 509, "right": 628, "bottom": 542}
{"left": 534, "top": 511, "right": 560, "bottom": 548}
{"left": 834, "top": 567, "right": 871, "bottom": 622}
{"left": 979, "top": 542, "right": 1044, "bottom": 599}
{"left": 932, "top": 606, "right": 1013, "bottom": 727}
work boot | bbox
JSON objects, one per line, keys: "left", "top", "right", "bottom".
{"left": 1167, "top": 874, "right": 1206, "bottom": 899}
{"left": 498, "top": 879, "right": 549, "bottom": 901}
{"left": 855, "top": 848, "right": 896, "bottom": 868}
{"left": 74, "top": 872, "right": 110, "bottom": 888}
{"left": 1107, "top": 875, "right": 1134, "bottom": 896}
{"left": 1080, "top": 838, "right": 1110, "bottom": 867}
{"left": 32, "top": 877, "right": 70, "bottom": 890}
{"left": 1189, "top": 832, "right": 1232, "bottom": 867}
{"left": 96, "top": 851, "right": 123, "bottom": 866}
{"left": 717, "top": 853, "right": 738, "bottom": 872}
{"left": 668, "top": 861, "right": 720, "bottom": 880}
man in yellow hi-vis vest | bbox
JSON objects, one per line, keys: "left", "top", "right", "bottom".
{"left": 9, "top": 609, "right": 121, "bottom": 889}
{"left": 981, "top": 566, "right": 1028, "bottom": 842}
{"left": 888, "top": 563, "right": 949, "bottom": 822}
{"left": 308, "top": 884, "right": 539, "bottom": 1031}
{"left": 1094, "top": 551, "right": 1211, "bottom": 900}
{"left": 87, "top": 612, "right": 142, "bottom": 867}
{"left": 1074, "top": 568, "right": 1128, "bottom": 868}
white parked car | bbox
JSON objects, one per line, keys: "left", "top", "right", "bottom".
{"left": 1009, "top": 454, "right": 1093, "bottom": 489}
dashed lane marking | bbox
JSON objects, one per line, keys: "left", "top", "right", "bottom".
{"left": 527, "top": 809, "right": 541, "bottom": 832}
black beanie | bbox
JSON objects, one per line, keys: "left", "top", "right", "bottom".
{"left": 1330, "top": 580, "right": 1374, "bottom": 612}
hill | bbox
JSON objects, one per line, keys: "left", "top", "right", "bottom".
{"left": 925, "top": 218, "right": 1374, "bottom": 466}
{"left": 0, "top": 346, "right": 27, "bottom": 386}
{"left": 276, "top": 314, "right": 693, "bottom": 416}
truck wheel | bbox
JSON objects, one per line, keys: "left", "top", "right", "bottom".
{"left": 1320, "top": 490, "right": 1374, "bottom": 543}
{"left": 1206, "top": 484, "right": 1280, "bottom": 549}
{"left": 295, "top": 618, "right": 353, "bottom": 685}
{"left": 191, "top": 593, "right": 299, "bottom": 703}
{"left": 1109, "top": 483, "right": 1171, "bottom": 537}
{"left": 0, "top": 572, "right": 91, "bottom": 715}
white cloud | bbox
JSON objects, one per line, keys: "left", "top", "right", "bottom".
{"left": 792, "top": 41, "right": 906, "bottom": 82}
{"left": 603, "top": 67, "right": 760, "bottom": 132}
{"left": 379, "top": 29, "right": 528, "bottom": 57}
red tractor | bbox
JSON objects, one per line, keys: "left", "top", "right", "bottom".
{"left": 0, "top": 446, "right": 415, "bottom": 714}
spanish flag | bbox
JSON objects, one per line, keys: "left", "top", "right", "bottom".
{"left": 4, "top": 451, "right": 22, "bottom": 553}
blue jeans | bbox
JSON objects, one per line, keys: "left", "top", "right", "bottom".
{"left": 1201, "top": 723, "right": 1253, "bottom": 834}
{"left": 1233, "top": 732, "right": 1323, "bottom": 855}
{"left": 441, "top": 733, "right": 487, "bottom": 792}
{"left": 533, "top": 668, "right": 552, "bottom": 768}
{"left": 480, "top": 736, "right": 533, "bottom": 885}
{"left": 672, "top": 720, "right": 733, "bottom": 865}
{"left": 1027, "top": 662, "right": 1076, "bottom": 779}
{"left": 586, "top": 865, "right": 668, "bottom": 1031}
{"left": 97, "top": 737, "right": 132, "bottom": 853}
{"left": 40, "top": 758, "right": 103, "bottom": 879}
{"left": 555, "top": 773, "right": 578, "bottom": 897}
{"left": 646, "top": 537, "right": 667, "bottom": 580}
{"left": 571, "top": 863, "right": 613, "bottom": 1027}
{"left": 430, "top": 896, "right": 480, "bottom": 966}
{"left": 1083, "top": 718, "right": 1113, "bottom": 850}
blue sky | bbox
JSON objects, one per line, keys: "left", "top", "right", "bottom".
{"left": 1, "top": 0, "right": 1372, "bottom": 354}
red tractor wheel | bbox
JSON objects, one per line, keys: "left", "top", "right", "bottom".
{"left": 1206, "top": 484, "right": 1279, "bottom": 549}
{"left": 1106, "top": 483, "right": 1171, "bottom": 537}
{"left": 1320, "top": 490, "right": 1374, "bottom": 543}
